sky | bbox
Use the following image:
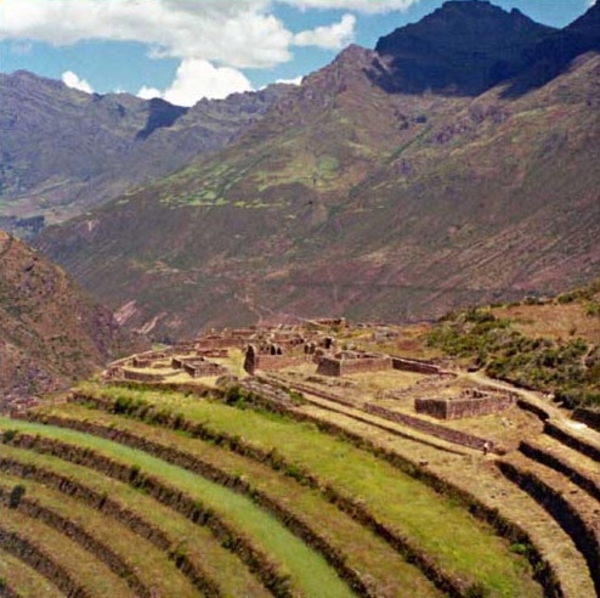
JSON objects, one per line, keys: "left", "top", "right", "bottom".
{"left": 0, "top": 0, "right": 595, "bottom": 107}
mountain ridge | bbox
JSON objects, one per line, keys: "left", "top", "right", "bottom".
{"left": 32, "top": 0, "right": 600, "bottom": 339}
{"left": 0, "top": 70, "right": 292, "bottom": 237}
{"left": 373, "top": 0, "right": 557, "bottom": 96}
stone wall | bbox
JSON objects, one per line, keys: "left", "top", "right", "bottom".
{"left": 230, "top": 327, "right": 257, "bottom": 338}
{"left": 195, "top": 337, "right": 242, "bottom": 350}
{"left": 317, "top": 355, "right": 392, "bottom": 377}
{"left": 544, "top": 420, "right": 600, "bottom": 462}
{"left": 244, "top": 343, "right": 308, "bottom": 374}
{"left": 171, "top": 356, "right": 207, "bottom": 369}
{"left": 572, "top": 408, "right": 600, "bottom": 433}
{"left": 122, "top": 369, "right": 166, "bottom": 383}
{"left": 364, "top": 403, "right": 497, "bottom": 453}
{"left": 196, "top": 349, "right": 229, "bottom": 358}
{"left": 415, "top": 393, "right": 515, "bottom": 420}
{"left": 392, "top": 357, "right": 441, "bottom": 375}
{"left": 132, "top": 356, "right": 155, "bottom": 368}
{"left": 315, "top": 357, "right": 342, "bottom": 377}
{"left": 249, "top": 355, "right": 308, "bottom": 375}
{"left": 183, "top": 361, "right": 227, "bottom": 378}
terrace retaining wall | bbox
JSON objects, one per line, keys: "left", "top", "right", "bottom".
{"left": 572, "top": 408, "right": 600, "bottom": 433}
{"left": 364, "top": 404, "right": 497, "bottom": 453}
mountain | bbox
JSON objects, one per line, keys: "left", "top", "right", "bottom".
{"left": 0, "top": 232, "right": 147, "bottom": 403}
{"left": 372, "top": 0, "right": 556, "bottom": 96}
{"left": 34, "top": 1, "right": 600, "bottom": 340}
{"left": 0, "top": 71, "right": 291, "bottom": 237}
{"left": 503, "top": 0, "right": 600, "bottom": 96}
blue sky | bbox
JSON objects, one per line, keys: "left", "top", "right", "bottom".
{"left": 0, "top": 0, "right": 594, "bottom": 106}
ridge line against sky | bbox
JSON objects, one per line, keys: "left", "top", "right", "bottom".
{"left": 0, "top": 0, "right": 595, "bottom": 107}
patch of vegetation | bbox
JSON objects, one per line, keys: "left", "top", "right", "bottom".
{"left": 427, "top": 307, "right": 600, "bottom": 408}
{"left": 317, "top": 156, "right": 339, "bottom": 178}
{"left": 9, "top": 484, "right": 26, "bottom": 509}
{"left": 0, "top": 416, "right": 354, "bottom": 598}
{"left": 555, "top": 279, "right": 600, "bottom": 304}
{"left": 65, "top": 385, "right": 543, "bottom": 596}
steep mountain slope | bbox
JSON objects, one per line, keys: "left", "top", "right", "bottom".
{"left": 504, "top": 0, "right": 600, "bottom": 96}
{"left": 0, "top": 232, "right": 146, "bottom": 402}
{"left": 0, "top": 71, "right": 291, "bottom": 236}
{"left": 35, "top": 2, "right": 600, "bottom": 340}
{"left": 373, "top": 0, "right": 556, "bottom": 96}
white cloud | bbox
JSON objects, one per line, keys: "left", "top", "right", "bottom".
{"left": 137, "top": 85, "right": 163, "bottom": 101}
{"left": 0, "top": 0, "right": 422, "bottom": 100}
{"left": 61, "top": 70, "right": 93, "bottom": 93}
{"left": 0, "top": 0, "right": 292, "bottom": 68}
{"left": 137, "top": 59, "right": 253, "bottom": 107}
{"left": 281, "top": 0, "right": 421, "bottom": 14}
{"left": 276, "top": 76, "right": 303, "bottom": 85}
{"left": 0, "top": 1, "right": 420, "bottom": 64}
{"left": 293, "top": 14, "right": 355, "bottom": 49}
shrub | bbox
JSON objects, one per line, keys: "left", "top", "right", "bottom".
{"left": 1, "top": 429, "right": 18, "bottom": 443}
{"left": 586, "top": 302, "right": 600, "bottom": 317}
{"left": 113, "top": 395, "right": 133, "bottom": 414}
{"left": 129, "top": 464, "right": 141, "bottom": 483}
{"left": 428, "top": 307, "right": 599, "bottom": 409}
{"left": 9, "top": 484, "right": 26, "bottom": 509}
{"left": 465, "top": 582, "right": 491, "bottom": 598}
{"left": 224, "top": 385, "right": 248, "bottom": 408}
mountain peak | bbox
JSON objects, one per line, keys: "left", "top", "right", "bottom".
{"left": 501, "top": 0, "right": 600, "bottom": 96}
{"left": 373, "top": 0, "right": 556, "bottom": 96}
{"left": 566, "top": 0, "right": 600, "bottom": 39}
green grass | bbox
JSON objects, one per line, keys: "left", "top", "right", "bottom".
{"left": 0, "top": 416, "right": 354, "bottom": 598}
{"left": 317, "top": 156, "right": 339, "bottom": 177}
{"left": 69, "top": 384, "right": 542, "bottom": 597}
{"left": 0, "top": 549, "right": 63, "bottom": 598}
{"left": 1, "top": 505, "right": 133, "bottom": 597}
{"left": 1, "top": 443, "right": 269, "bottom": 598}
{"left": 0, "top": 474, "right": 194, "bottom": 597}
{"left": 31, "top": 402, "right": 443, "bottom": 597}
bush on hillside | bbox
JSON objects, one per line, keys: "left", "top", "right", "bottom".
{"left": 426, "top": 308, "right": 600, "bottom": 409}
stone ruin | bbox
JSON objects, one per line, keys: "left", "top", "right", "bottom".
{"left": 391, "top": 356, "right": 442, "bottom": 375}
{"left": 107, "top": 320, "right": 449, "bottom": 386}
{"left": 414, "top": 388, "right": 516, "bottom": 420}
{"left": 170, "top": 355, "right": 226, "bottom": 378}
{"left": 316, "top": 350, "right": 393, "bottom": 377}
{"left": 243, "top": 343, "right": 308, "bottom": 375}
{"left": 305, "top": 317, "right": 346, "bottom": 331}
{"left": 195, "top": 334, "right": 244, "bottom": 351}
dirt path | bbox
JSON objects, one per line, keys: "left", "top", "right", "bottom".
{"left": 462, "top": 370, "right": 567, "bottom": 420}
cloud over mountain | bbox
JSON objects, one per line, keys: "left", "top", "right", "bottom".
{"left": 294, "top": 14, "right": 356, "bottom": 49}
{"left": 0, "top": 0, "right": 421, "bottom": 101}
{"left": 138, "top": 58, "right": 253, "bottom": 106}
{"left": 61, "top": 70, "right": 93, "bottom": 94}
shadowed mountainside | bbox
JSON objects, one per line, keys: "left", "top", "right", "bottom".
{"left": 0, "top": 71, "right": 291, "bottom": 236}
{"left": 372, "top": 0, "right": 556, "bottom": 96}
{"left": 503, "top": 0, "right": 600, "bottom": 96}
{"left": 0, "top": 232, "right": 147, "bottom": 401}
{"left": 34, "top": 1, "right": 600, "bottom": 340}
